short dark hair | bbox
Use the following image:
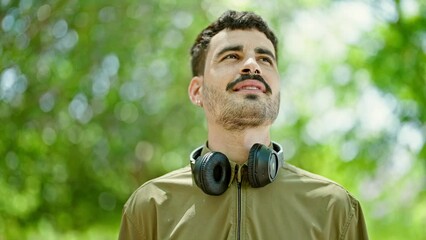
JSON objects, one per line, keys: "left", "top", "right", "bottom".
{"left": 190, "top": 10, "right": 279, "bottom": 77}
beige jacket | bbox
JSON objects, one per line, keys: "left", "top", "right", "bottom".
{"left": 119, "top": 161, "right": 368, "bottom": 240}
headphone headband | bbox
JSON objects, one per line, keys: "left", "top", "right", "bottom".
{"left": 190, "top": 142, "right": 284, "bottom": 167}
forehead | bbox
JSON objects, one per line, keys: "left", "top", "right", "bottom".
{"left": 208, "top": 29, "right": 275, "bottom": 57}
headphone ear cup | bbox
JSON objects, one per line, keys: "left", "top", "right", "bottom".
{"left": 193, "top": 152, "right": 231, "bottom": 196}
{"left": 247, "top": 144, "right": 279, "bottom": 188}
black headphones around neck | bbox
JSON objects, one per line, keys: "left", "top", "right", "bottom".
{"left": 190, "top": 142, "right": 284, "bottom": 196}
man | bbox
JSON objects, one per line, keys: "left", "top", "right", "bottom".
{"left": 119, "top": 10, "right": 369, "bottom": 239}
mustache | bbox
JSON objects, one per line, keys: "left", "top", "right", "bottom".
{"left": 226, "top": 74, "right": 272, "bottom": 94}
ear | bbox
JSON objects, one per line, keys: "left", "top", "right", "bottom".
{"left": 188, "top": 76, "right": 203, "bottom": 107}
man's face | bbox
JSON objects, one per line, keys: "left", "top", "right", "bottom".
{"left": 198, "top": 29, "right": 280, "bottom": 131}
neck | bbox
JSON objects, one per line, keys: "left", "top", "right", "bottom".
{"left": 207, "top": 124, "right": 271, "bottom": 165}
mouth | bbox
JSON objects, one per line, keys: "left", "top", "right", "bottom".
{"left": 232, "top": 80, "right": 267, "bottom": 93}
{"left": 226, "top": 74, "right": 272, "bottom": 95}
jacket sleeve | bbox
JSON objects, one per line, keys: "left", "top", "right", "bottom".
{"left": 341, "top": 197, "right": 369, "bottom": 240}
{"left": 118, "top": 182, "right": 161, "bottom": 240}
{"left": 118, "top": 206, "right": 145, "bottom": 240}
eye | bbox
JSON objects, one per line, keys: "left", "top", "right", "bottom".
{"left": 259, "top": 56, "right": 273, "bottom": 65}
{"left": 222, "top": 53, "right": 239, "bottom": 60}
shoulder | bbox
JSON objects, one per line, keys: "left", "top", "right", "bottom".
{"left": 119, "top": 166, "right": 194, "bottom": 239}
{"left": 125, "top": 166, "right": 193, "bottom": 206}
{"left": 281, "top": 162, "right": 340, "bottom": 184}
{"left": 142, "top": 165, "right": 193, "bottom": 187}
{"left": 279, "top": 162, "right": 359, "bottom": 210}
{"left": 121, "top": 166, "right": 193, "bottom": 226}
{"left": 276, "top": 163, "right": 368, "bottom": 238}
{"left": 281, "top": 162, "right": 347, "bottom": 190}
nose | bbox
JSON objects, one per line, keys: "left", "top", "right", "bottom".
{"left": 240, "top": 57, "right": 261, "bottom": 75}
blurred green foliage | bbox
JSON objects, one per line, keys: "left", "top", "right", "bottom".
{"left": 0, "top": 0, "right": 425, "bottom": 239}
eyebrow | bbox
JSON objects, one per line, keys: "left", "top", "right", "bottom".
{"left": 215, "top": 45, "right": 243, "bottom": 59}
{"left": 215, "top": 45, "right": 276, "bottom": 62}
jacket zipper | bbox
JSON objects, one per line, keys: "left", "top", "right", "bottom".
{"left": 235, "top": 165, "right": 243, "bottom": 240}
{"left": 237, "top": 181, "right": 242, "bottom": 240}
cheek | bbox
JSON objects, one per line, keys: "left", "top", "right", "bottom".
{"left": 206, "top": 68, "right": 236, "bottom": 86}
{"left": 209, "top": 61, "right": 239, "bottom": 76}
{"left": 266, "top": 72, "right": 280, "bottom": 89}
{"left": 273, "top": 79, "right": 281, "bottom": 90}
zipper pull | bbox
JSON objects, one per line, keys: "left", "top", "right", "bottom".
{"left": 236, "top": 164, "right": 243, "bottom": 184}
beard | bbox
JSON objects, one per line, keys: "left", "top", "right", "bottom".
{"left": 202, "top": 82, "right": 280, "bottom": 131}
